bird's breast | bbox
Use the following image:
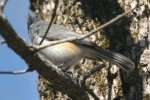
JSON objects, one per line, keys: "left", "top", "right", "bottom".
{"left": 32, "top": 36, "right": 84, "bottom": 70}
{"left": 39, "top": 42, "right": 83, "bottom": 68}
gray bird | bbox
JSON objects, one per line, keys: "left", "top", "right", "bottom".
{"left": 28, "top": 11, "right": 135, "bottom": 72}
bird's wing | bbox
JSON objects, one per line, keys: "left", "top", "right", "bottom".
{"left": 29, "top": 20, "right": 96, "bottom": 46}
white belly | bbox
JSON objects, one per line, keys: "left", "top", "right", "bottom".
{"left": 33, "top": 36, "right": 84, "bottom": 70}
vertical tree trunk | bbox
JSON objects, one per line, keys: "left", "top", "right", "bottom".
{"left": 29, "top": 0, "right": 150, "bottom": 99}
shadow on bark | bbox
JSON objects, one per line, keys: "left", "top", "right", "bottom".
{"left": 79, "top": 0, "right": 144, "bottom": 99}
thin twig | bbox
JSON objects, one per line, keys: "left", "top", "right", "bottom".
{"left": 83, "top": 85, "right": 100, "bottom": 100}
{"left": 33, "top": 37, "right": 78, "bottom": 50}
{"left": 0, "top": 68, "right": 33, "bottom": 75}
{"left": 0, "top": 0, "right": 8, "bottom": 11}
{"left": 35, "top": 7, "right": 136, "bottom": 50}
{"left": 80, "top": 64, "right": 105, "bottom": 100}
{"left": 79, "top": 8, "right": 134, "bottom": 40}
{"left": 81, "top": 64, "right": 105, "bottom": 85}
{"left": 39, "top": 0, "right": 59, "bottom": 45}
{"left": 0, "top": 39, "right": 5, "bottom": 44}
{"left": 107, "top": 65, "right": 113, "bottom": 100}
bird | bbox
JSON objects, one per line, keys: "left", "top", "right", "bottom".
{"left": 28, "top": 11, "right": 135, "bottom": 72}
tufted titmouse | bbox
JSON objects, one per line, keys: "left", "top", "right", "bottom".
{"left": 28, "top": 12, "right": 135, "bottom": 72}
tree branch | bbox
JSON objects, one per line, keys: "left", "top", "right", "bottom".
{"left": 83, "top": 85, "right": 100, "bottom": 100}
{"left": 33, "top": 7, "right": 136, "bottom": 50}
{"left": 0, "top": 0, "right": 8, "bottom": 11}
{"left": 0, "top": 12, "right": 89, "bottom": 100}
{"left": 81, "top": 63, "right": 105, "bottom": 85}
{"left": 39, "top": 0, "right": 59, "bottom": 45}
{"left": 0, "top": 68, "right": 33, "bottom": 75}
{"left": 0, "top": 38, "right": 5, "bottom": 44}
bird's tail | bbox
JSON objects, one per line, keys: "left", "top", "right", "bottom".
{"left": 88, "top": 47, "right": 135, "bottom": 72}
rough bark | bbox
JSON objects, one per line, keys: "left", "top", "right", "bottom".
{"left": 30, "top": 0, "right": 150, "bottom": 100}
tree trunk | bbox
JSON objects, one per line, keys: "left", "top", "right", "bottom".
{"left": 29, "top": 0, "right": 150, "bottom": 99}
